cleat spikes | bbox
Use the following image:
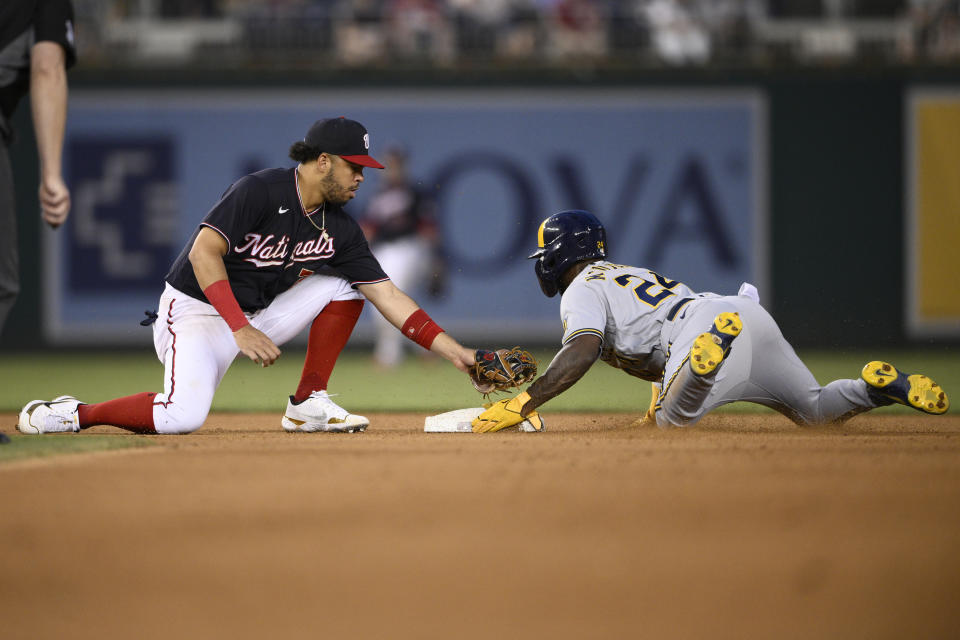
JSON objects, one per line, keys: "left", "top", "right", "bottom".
{"left": 861, "top": 361, "right": 949, "bottom": 416}
{"left": 688, "top": 312, "right": 743, "bottom": 377}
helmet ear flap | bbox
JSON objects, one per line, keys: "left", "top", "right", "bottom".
{"left": 534, "top": 258, "right": 559, "bottom": 297}
{"left": 541, "top": 248, "right": 555, "bottom": 270}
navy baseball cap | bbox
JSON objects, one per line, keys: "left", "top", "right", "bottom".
{"left": 304, "top": 117, "right": 384, "bottom": 169}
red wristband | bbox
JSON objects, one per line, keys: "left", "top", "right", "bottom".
{"left": 203, "top": 280, "right": 249, "bottom": 332}
{"left": 401, "top": 309, "right": 444, "bottom": 350}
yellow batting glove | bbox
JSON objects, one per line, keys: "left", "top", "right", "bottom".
{"left": 642, "top": 381, "right": 661, "bottom": 424}
{"left": 472, "top": 391, "right": 543, "bottom": 433}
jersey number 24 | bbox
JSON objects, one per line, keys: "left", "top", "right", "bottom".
{"left": 614, "top": 272, "right": 681, "bottom": 308}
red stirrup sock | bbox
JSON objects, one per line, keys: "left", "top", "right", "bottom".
{"left": 294, "top": 299, "right": 364, "bottom": 403}
{"left": 77, "top": 392, "right": 158, "bottom": 434}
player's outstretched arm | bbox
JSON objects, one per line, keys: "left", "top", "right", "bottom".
{"left": 521, "top": 334, "right": 602, "bottom": 415}
{"left": 189, "top": 228, "right": 281, "bottom": 366}
{"left": 358, "top": 280, "right": 474, "bottom": 371}
{"left": 473, "top": 334, "right": 602, "bottom": 432}
{"left": 427, "top": 332, "right": 475, "bottom": 372}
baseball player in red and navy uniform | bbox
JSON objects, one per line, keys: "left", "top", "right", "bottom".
{"left": 18, "top": 117, "right": 477, "bottom": 435}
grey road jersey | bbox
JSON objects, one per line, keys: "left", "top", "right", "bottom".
{"left": 560, "top": 261, "right": 715, "bottom": 381}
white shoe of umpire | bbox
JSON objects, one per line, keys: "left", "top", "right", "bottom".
{"left": 17, "top": 395, "right": 83, "bottom": 434}
{"left": 281, "top": 391, "right": 369, "bottom": 433}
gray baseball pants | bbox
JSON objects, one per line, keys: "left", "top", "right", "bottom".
{"left": 655, "top": 295, "right": 878, "bottom": 426}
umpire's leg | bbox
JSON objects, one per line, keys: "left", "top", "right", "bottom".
{"left": 0, "top": 143, "right": 19, "bottom": 336}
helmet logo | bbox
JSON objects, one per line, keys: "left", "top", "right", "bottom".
{"left": 537, "top": 219, "right": 548, "bottom": 248}
{"left": 597, "top": 240, "right": 605, "bottom": 253}
{"left": 363, "top": 133, "right": 370, "bottom": 150}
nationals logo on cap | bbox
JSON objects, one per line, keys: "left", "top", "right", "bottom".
{"left": 304, "top": 117, "right": 384, "bottom": 169}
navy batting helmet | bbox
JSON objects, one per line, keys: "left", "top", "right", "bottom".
{"left": 528, "top": 210, "right": 607, "bottom": 297}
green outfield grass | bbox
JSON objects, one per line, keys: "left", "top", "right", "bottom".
{"left": 1, "top": 347, "right": 955, "bottom": 415}
{"left": 0, "top": 433, "right": 153, "bottom": 463}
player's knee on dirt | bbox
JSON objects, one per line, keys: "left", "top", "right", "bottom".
{"left": 154, "top": 404, "right": 210, "bottom": 435}
{"left": 653, "top": 356, "right": 715, "bottom": 427}
{"left": 654, "top": 375, "right": 710, "bottom": 426}
{"left": 654, "top": 403, "right": 707, "bottom": 428}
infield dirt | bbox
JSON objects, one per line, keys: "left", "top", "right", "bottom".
{"left": 2, "top": 411, "right": 959, "bottom": 639}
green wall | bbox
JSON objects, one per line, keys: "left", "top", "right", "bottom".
{"left": 768, "top": 74, "right": 905, "bottom": 347}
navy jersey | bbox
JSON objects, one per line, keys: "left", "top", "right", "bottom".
{"left": 166, "top": 167, "right": 389, "bottom": 311}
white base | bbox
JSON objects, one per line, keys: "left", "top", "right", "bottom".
{"left": 424, "top": 407, "right": 542, "bottom": 433}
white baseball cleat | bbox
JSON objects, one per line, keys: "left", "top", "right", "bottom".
{"left": 17, "top": 395, "right": 84, "bottom": 434}
{"left": 281, "top": 390, "right": 369, "bottom": 433}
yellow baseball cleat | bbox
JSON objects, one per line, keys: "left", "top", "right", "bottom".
{"left": 861, "top": 361, "right": 949, "bottom": 415}
{"left": 689, "top": 312, "right": 742, "bottom": 376}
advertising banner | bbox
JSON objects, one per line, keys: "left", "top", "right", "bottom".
{"left": 47, "top": 89, "right": 766, "bottom": 345}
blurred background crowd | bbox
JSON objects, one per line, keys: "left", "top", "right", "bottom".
{"left": 70, "top": 0, "right": 960, "bottom": 69}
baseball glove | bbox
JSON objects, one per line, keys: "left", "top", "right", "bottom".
{"left": 470, "top": 347, "right": 537, "bottom": 395}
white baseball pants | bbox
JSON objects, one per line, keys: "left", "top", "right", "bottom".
{"left": 150, "top": 274, "right": 362, "bottom": 434}
{"left": 371, "top": 237, "right": 430, "bottom": 367}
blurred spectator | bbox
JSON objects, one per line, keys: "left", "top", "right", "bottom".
{"left": 360, "top": 146, "right": 446, "bottom": 369}
{"left": 334, "top": 0, "right": 387, "bottom": 65}
{"left": 698, "top": 0, "right": 762, "bottom": 61}
{"left": 67, "top": 0, "right": 955, "bottom": 68}
{"left": 546, "top": 0, "right": 608, "bottom": 60}
{"left": 902, "top": 0, "right": 960, "bottom": 60}
{"left": 240, "top": 0, "right": 335, "bottom": 59}
{"left": 607, "top": 0, "right": 650, "bottom": 57}
{"left": 499, "top": 0, "right": 542, "bottom": 58}
{"left": 941, "top": 2, "right": 960, "bottom": 58}
{"left": 449, "top": 0, "right": 508, "bottom": 58}
{"left": 385, "top": 0, "right": 454, "bottom": 64}
{"left": 642, "top": 0, "right": 711, "bottom": 65}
